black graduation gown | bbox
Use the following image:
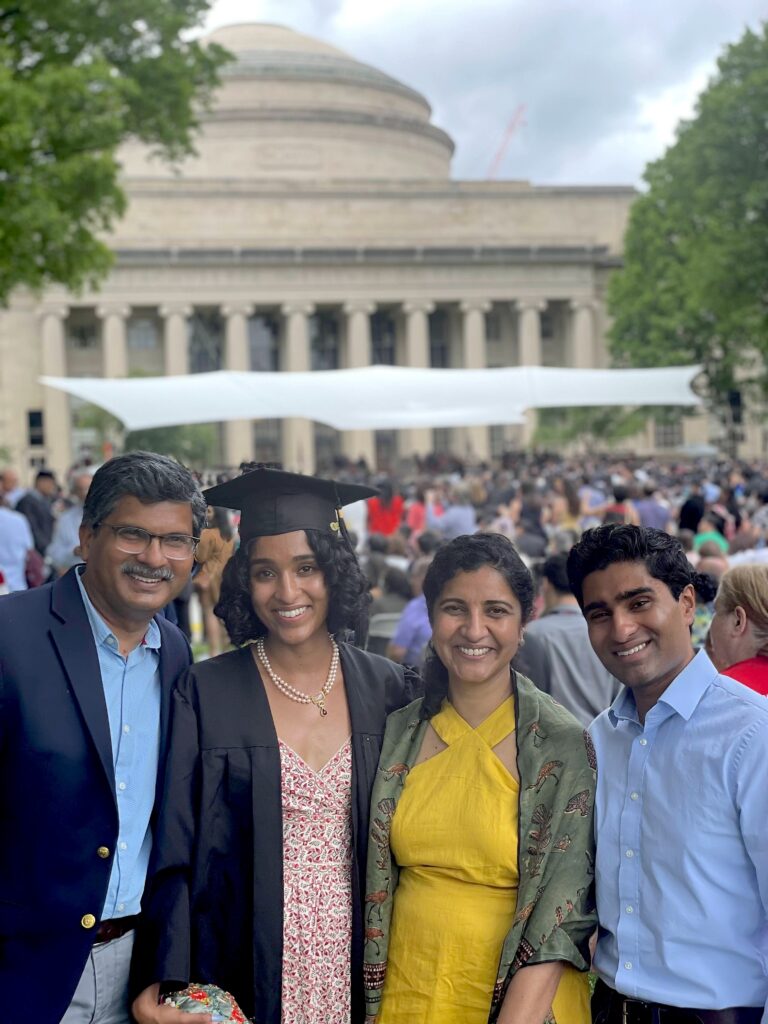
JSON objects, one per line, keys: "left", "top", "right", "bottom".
{"left": 133, "top": 643, "right": 417, "bottom": 1023}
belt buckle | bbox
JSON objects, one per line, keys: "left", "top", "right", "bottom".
{"left": 622, "top": 998, "right": 655, "bottom": 1024}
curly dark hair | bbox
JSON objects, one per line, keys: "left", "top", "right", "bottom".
{"left": 215, "top": 529, "right": 371, "bottom": 646}
{"left": 420, "top": 533, "right": 535, "bottom": 719}
{"left": 567, "top": 524, "right": 701, "bottom": 607}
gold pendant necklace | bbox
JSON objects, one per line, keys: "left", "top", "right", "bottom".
{"left": 255, "top": 635, "right": 339, "bottom": 717}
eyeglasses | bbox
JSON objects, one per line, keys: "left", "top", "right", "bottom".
{"left": 99, "top": 524, "right": 199, "bottom": 559}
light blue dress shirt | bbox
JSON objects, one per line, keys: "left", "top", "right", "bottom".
{"left": 76, "top": 568, "right": 162, "bottom": 920}
{"left": 590, "top": 648, "right": 768, "bottom": 1014}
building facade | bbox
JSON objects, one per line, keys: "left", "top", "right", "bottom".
{"left": 2, "top": 22, "right": 742, "bottom": 479}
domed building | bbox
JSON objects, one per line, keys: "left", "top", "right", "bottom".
{"left": 2, "top": 22, "right": 682, "bottom": 477}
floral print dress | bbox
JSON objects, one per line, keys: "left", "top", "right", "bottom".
{"left": 280, "top": 738, "right": 354, "bottom": 1024}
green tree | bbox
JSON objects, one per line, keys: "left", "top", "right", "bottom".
{"left": 608, "top": 23, "right": 768, "bottom": 427}
{"left": 73, "top": 400, "right": 219, "bottom": 468}
{"left": 0, "top": 0, "right": 229, "bottom": 302}
{"left": 124, "top": 424, "right": 220, "bottom": 468}
{"left": 533, "top": 406, "right": 651, "bottom": 451}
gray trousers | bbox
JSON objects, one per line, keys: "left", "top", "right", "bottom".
{"left": 59, "top": 930, "right": 134, "bottom": 1024}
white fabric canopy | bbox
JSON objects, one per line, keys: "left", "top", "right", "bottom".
{"left": 40, "top": 364, "right": 701, "bottom": 432}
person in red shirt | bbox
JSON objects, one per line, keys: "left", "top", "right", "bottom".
{"left": 708, "top": 564, "right": 768, "bottom": 696}
{"left": 366, "top": 479, "right": 404, "bottom": 536}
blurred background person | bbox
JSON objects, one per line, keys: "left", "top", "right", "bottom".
{"left": 691, "top": 570, "right": 719, "bottom": 650}
{"left": 193, "top": 505, "right": 236, "bottom": 657}
{"left": 387, "top": 555, "right": 433, "bottom": 668}
{"left": 548, "top": 476, "right": 581, "bottom": 534}
{"left": 634, "top": 480, "right": 672, "bottom": 532}
{"left": 46, "top": 471, "right": 93, "bottom": 576}
{"left": 367, "top": 479, "right": 404, "bottom": 537}
{"left": 370, "top": 566, "right": 412, "bottom": 619}
{"left": 0, "top": 466, "right": 24, "bottom": 508}
{"left": 601, "top": 484, "right": 639, "bottom": 526}
{"left": 425, "top": 483, "right": 477, "bottom": 541}
{"left": 16, "top": 468, "right": 58, "bottom": 556}
{"left": 0, "top": 494, "right": 34, "bottom": 592}
{"left": 707, "top": 564, "right": 768, "bottom": 695}
{"left": 514, "top": 553, "right": 621, "bottom": 726}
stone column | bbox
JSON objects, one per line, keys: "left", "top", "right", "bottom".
{"left": 159, "top": 303, "right": 191, "bottom": 377}
{"left": 341, "top": 301, "right": 376, "bottom": 467}
{"left": 460, "top": 300, "right": 491, "bottom": 461}
{"left": 38, "top": 304, "right": 72, "bottom": 475}
{"left": 222, "top": 302, "right": 255, "bottom": 468}
{"left": 569, "top": 299, "right": 597, "bottom": 369}
{"left": 592, "top": 298, "right": 610, "bottom": 368}
{"left": 280, "top": 302, "right": 315, "bottom": 474}
{"left": 515, "top": 299, "right": 546, "bottom": 446}
{"left": 400, "top": 300, "right": 435, "bottom": 459}
{"left": 96, "top": 303, "right": 130, "bottom": 378}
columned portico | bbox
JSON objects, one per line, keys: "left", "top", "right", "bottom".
{"left": 281, "top": 302, "right": 315, "bottom": 473}
{"left": 460, "top": 299, "right": 491, "bottom": 461}
{"left": 342, "top": 300, "right": 376, "bottom": 466}
{"left": 569, "top": 300, "right": 597, "bottom": 369}
{"left": 160, "top": 303, "right": 191, "bottom": 377}
{"left": 96, "top": 303, "right": 130, "bottom": 378}
{"left": 38, "top": 304, "right": 72, "bottom": 472}
{"left": 516, "top": 299, "right": 546, "bottom": 444}
{"left": 223, "top": 302, "right": 255, "bottom": 467}
{"left": 401, "top": 300, "right": 435, "bottom": 458}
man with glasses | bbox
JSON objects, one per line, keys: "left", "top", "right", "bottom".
{"left": 0, "top": 451, "right": 206, "bottom": 1024}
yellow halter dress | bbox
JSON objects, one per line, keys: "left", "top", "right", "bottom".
{"left": 378, "top": 697, "right": 589, "bottom": 1024}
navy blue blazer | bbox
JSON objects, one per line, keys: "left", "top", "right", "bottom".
{"left": 0, "top": 567, "right": 191, "bottom": 1024}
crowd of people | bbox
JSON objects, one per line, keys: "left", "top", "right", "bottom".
{"left": 0, "top": 448, "right": 767, "bottom": 1024}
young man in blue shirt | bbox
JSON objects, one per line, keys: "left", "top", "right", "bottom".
{"left": 568, "top": 525, "right": 768, "bottom": 1024}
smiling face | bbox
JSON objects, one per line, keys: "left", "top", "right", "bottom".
{"left": 431, "top": 566, "right": 524, "bottom": 694}
{"left": 249, "top": 530, "right": 329, "bottom": 648}
{"left": 78, "top": 495, "right": 195, "bottom": 630}
{"left": 581, "top": 560, "right": 695, "bottom": 707}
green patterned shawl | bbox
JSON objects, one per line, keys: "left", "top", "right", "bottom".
{"left": 363, "top": 672, "right": 596, "bottom": 1023}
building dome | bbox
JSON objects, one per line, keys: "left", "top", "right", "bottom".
{"left": 119, "top": 22, "right": 454, "bottom": 181}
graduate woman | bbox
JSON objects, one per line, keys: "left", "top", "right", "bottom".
{"left": 132, "top": 467, "right": 418, "bottom": 1024}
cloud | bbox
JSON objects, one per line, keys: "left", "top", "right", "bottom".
{"left": 203, "top": 0, "right": 766, "bottom": 184}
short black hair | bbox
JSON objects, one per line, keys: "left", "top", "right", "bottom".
{"left": 368, "top": 533, "right": 389, "bottom": 554}
{"left": 416, "top": 530, "right": 441, "bottom": 555}
{"left": 383, "top": 566, "right": 412, "bottom": 601}
{"left": 216, "top": 529, "right": 371, "bottom": 646}
{"left": 82, "top": 451, "right": 206, "bottom": 535}
{"left": 567, "top": 524, "right": 695, "bottom": 607}
{"left": 540, "top": 553, "right": 572, "bottom": 595}
{"left": 420, "top": 533, "right": 534, "bottom": 718}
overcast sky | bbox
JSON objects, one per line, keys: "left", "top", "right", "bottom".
{"left": 201, "top": 0, "right": 765, "bottom": 186}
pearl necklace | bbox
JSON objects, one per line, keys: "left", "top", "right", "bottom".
{"left": 255, "top": 635, "right": 339, "bottom": 717}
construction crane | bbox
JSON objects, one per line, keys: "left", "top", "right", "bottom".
{"left": 486, "top": 104, "right": 527, "bottom": 179}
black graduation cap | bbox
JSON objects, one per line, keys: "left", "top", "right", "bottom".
{"left": 202, "top": 467, "right": 377, "bottom": 547}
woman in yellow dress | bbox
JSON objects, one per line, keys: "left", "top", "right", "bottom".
{"left": 364, "top": 533, "right": 596, "bottom": 1024}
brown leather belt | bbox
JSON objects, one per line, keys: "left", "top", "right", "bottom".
{"left": 593, "top": 980, "right": 763, "bottom": 1024}
{"left": 93, "top": 914, "right": 140, "bottom": 944}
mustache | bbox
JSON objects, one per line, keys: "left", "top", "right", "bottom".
{"left": 120, "top": 563, "right": 174, "bottom": 582}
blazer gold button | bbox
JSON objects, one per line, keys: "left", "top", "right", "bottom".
{"left": 81, "top": 914, "right": 96, "bottom": 929}
{"left": 97, "top": 846, "right": 110, "bottom": 859}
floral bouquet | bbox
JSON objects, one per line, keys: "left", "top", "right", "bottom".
{"left": 162, "top": 984, "right": 251, "bottom": 1022}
